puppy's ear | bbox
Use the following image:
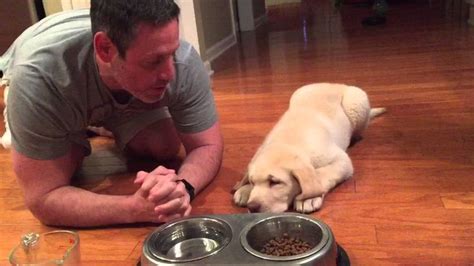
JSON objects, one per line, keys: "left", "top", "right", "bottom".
{"left": 291, "top": 161, "right": 325, "bottom": 200}
{"left": 232, "top": 171, "right": 250, "bottom": 193}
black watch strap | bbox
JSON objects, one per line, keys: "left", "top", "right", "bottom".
{"left": 178, "top": 179, "right": 195, "bottom": 201}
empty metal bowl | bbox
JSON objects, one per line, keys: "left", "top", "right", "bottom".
{"left": 142, "top": 217, "right": 232, "bottom": 263}
{"left": 240, "top": 213, "right": 336, "bottom": 263}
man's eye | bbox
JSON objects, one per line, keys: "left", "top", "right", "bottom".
{"left": 148, "top": 53, "right": 175, "bottom": 67}
{"left": 148, "top": 59, "right": 164, "bottom": 66}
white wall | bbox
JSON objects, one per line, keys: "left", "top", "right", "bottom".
{"left": 43, "top": 0, "right": 62, "bottom": 15}
{"left": 60, "top": 0, "right": 90, "bottom": 10}
{"left": 175, "top": 0, "right": 201, "bottom": 55}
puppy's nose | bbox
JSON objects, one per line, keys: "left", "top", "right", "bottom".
{"left": 247, "top": 202, "right": 261, "bottom": 213}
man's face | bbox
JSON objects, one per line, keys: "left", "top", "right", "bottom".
{"left": 110, "top": 19, "right": 179, "bottom": 103}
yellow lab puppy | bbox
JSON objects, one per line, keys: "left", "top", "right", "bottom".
{"left": 233, "top": 83, "right": 385, "bottom": 213}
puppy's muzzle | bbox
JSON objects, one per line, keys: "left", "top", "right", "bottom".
{"left": 247, "top": 202, "right": 261, "bottom": 213}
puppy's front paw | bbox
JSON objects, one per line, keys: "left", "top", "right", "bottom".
{"left": 293, "top": 195, "right": 325, "bottom": 213}
{"left": 233, "top": 184, "right": 252, "bottom": 207}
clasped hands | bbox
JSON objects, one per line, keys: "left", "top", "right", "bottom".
{"left": 133, "top": 166, "right": 192, "bottom": 223}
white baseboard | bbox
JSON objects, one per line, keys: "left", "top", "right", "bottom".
{"left": 265, "top": 0, "right": 301, "bottom": 6}
{"left": 206, "top": 33, "right": 237, "bottom": 63}
{"left": 204, "top": 60, "right": 214, "bottom": 76}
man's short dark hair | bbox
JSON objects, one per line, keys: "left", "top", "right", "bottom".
{"left": 90, "top": 0, "right": 180, "bottom": 58}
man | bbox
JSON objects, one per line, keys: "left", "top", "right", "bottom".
{"left": 0, "top": 0, "right": 223, "bottom": 227}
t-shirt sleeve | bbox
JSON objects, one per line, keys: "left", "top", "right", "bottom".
{"left": 168, "top": 45, "right": 218, "bottom": 133}
{"left": 7, "top": 65, "right": 81, "bottom": 160}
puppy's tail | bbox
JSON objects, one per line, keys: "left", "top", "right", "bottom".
{"left": 369, "top": 107, "right": 386, "bottom": 120}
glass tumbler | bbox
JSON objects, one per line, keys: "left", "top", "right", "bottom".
{"left": 8, "top": 230, "right": 80, "bottom": 265}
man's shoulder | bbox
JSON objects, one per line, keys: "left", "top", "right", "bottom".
{"left": 2, "top": 9, "right": 92, "bottom": 78}
{"left": 14, "top": 29, "right": 93, "bottom": 89}
{"left": 9, "top": 12, "right": 95, "bottom": 103}
{"left": 15, "top": 9, "right": 92, "bottom": 63}
{"left": 175, "top": 40, "right": 201, "bottom": 64}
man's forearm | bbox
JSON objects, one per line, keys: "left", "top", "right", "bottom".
{"left": 33, "top": 186, "right": 138, "bottom": 227}
{"left": 177, "top": 144, "right": 223, "bottom": 194}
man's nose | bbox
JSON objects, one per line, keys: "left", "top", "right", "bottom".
{"left": 158, "top": 57, "right": 175, "bottom": 81}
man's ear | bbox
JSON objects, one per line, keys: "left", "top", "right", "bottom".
{"left": 94, "top": 32, "right": 118, "bottom": 63}
{"left": 291, "top": 160, "right": 325, "bottom": 200}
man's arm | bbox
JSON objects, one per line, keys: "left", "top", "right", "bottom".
{"left": 177, "top": 121, "right": 223, "bottom": 195}
{"left": 128, "top": 120, "right": 223, "bottom": 222}
{"left": 12, "top": 144, "right": 163, "bottom": 227}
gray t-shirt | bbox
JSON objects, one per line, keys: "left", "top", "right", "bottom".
{"left": 1, "top": 9, "right": 217, "bottom": 160}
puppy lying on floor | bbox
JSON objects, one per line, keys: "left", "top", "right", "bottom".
{"left": 233, "top": 83, "right": 385, "bottom": 213}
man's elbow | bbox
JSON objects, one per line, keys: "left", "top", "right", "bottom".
{"left": 214, "top": 133, "right": 224, "bottom": 157}
{"left": 24, "top": 196, "right": 60, "bottom": 226}
{"left": 216, "top": 140, "right": 224, "bottom": 157}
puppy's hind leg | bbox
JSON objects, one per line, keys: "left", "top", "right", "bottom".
{"left": 294, "top": 149, "right": 353, "bottom": 213}
{"left": 341, "top": 86, "right": 371, "bottom": 137}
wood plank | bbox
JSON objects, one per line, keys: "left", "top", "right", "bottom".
{"left": 343, "top": 245, "right": 474, "bottom": 265}
{"left": 376, "top": 223, "right": 474, "bottom": 248}
{"left": 441, "top": 192, "right": 474, "bottom": 209}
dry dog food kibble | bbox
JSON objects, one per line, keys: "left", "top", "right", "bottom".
{"left": 260, "top": 233, "right": 312, "bottom": 256}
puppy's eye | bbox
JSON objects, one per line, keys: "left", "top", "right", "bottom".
{"left": 269, "top": 179, "right": 281, "bottom": 187}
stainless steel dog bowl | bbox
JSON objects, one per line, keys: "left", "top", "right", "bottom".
{"left": 241, "top": 214, "right": 336, "bottom": 264}
{"left": 142, "top": 213, "right": 343, "bottom": 265}
{"left": 142, "top": 217, "right": 232, "bottom": 263}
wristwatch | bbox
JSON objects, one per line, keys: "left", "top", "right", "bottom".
{"left": 178, "top": 179, "right": 195, "bottom": 201}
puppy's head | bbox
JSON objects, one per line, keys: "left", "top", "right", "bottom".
{"left": 243, "top": 146, "right": 323, "bottom": 213}
{"left": 246, "top": 167, "right": 301, "bottom": 213}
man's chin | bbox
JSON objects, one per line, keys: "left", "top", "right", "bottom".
{"left": 140, "top": 92, "right": 165, "bottom": 104}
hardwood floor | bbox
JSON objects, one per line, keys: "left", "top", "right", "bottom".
{"left": 1, "top": 0, "right": 473, "bottom": 265}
